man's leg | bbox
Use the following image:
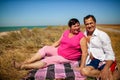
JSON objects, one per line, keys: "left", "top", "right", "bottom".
{"left": 88, "top": 69, "right": 100, "bottom": 78}
{"left": 113, "top": 69, "right": 120, "bottom": 80}
{"left": 82, "top": 66, "right": 100, "bottom": 78}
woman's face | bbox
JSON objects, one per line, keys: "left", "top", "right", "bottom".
{"left": 70, "top": 22, "right": 80, "bottom": 34}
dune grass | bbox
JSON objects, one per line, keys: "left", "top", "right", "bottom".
{"left": 0, "top": 25, "right": 120, "bottom": 80}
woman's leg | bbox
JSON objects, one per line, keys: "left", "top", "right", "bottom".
{"left": 14, "top": 55, "right": 70, "bottom": 70}
{"left": 41, "top": 55, "right": 70, "bottom": 66}
{"left": 13, "top": 46, "right": 58, "bottom": 69}
{"left": 23, "top": 52, "right": 42, "bottom": 64}
{"left": 24, "top": 46, "right": 58, "bottom": 64}
{"left": 21, "top": 61, "right": 47, "bottom": 70}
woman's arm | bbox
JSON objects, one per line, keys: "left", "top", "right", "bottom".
{"left": 52, "top": 34, "right": 63, "bottom": 47}
{"left": 79, "top": 37, "right": 88, "bottom": 68}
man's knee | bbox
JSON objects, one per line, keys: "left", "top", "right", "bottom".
{"left": 82, "top": 68, "right": 91, "bottom": 76}
{"left": 113, "top": 69, "right": 120, "bottom": 80}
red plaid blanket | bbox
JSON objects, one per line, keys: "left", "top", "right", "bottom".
{"left": 22, "top": 61, "right": 85, "bottom": 80}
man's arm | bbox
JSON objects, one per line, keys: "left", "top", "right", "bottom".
{"left": 99, "top": 32, "right": 115, "bottom": 79}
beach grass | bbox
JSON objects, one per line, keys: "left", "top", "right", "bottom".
{"left": 0, "top": 25, "right": 120, "bottom": 80}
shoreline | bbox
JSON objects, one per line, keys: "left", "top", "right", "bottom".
{"left": 1, "top": 25, "right": 120, "bottom": 37}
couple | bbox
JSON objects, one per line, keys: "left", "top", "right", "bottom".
{"left": 13, "top": 15, "right": 118, "bottom": 80}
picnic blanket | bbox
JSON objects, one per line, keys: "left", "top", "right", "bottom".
{"left": 22, "top": 61, "right": 85, "bottom": 80}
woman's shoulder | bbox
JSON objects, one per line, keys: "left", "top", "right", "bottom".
{"left": 78, "top": 31, "right": 85, "bottom": 37}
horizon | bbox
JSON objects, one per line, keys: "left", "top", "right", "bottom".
{"left": 0, "top": 0, "right": 120, "bottom": 27}
{"left": 1, "top": 24, "right": 120, "bottom": 27}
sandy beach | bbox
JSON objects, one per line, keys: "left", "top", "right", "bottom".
{"left": 0, "top": 31, "right": 21, "bottom": 37}
{"left": 0, "top": 32, "right": 9, "bottom": 37}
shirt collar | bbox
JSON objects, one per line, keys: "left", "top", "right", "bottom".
{"left": 92, "top": 28, "right": 99, "bottom": 36}
{"left": 84, "top": 28, "right": 99, "bottom": 37}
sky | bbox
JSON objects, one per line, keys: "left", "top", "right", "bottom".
{"left": 0, "top": 0, "right": 120, "bottom": 26}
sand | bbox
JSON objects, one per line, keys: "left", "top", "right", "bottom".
{"left": 0, "top": 32, "right": 9, "bottom": 37}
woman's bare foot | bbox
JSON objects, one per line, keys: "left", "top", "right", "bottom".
{"left": 12, "top": 60, "right": 22, "bottom": 70}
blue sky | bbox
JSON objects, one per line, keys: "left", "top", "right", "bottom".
{"left": 0, "top": 0, "right": 120, "bottom": 26}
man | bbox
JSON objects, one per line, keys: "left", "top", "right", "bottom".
{"left": 81, "top": 15, "right": 119, "bottom": 80}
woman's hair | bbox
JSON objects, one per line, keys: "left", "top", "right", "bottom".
{"left": 83, "top": 15, "right": 96, "bottom": 24}
{"left": 68, "top": 18, "right": 80, "bottom": 27}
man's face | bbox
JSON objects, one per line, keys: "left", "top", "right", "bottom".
{"left": 84, "top": 17, "right": 96, "bottom": 33}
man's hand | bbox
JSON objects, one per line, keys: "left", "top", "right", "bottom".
{"left": 99, "top": 68, "right": 111, "bottom": 80}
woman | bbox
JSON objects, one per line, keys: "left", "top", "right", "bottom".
{"left": 13, "top": 18, "right": 88, "bottom": 70}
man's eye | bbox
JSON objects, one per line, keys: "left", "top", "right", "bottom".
{"left": 90, "top": 23, "right": 93, "bottom": 24}
{"left": 86, "top": 24, "right": 89, "bottom": 25}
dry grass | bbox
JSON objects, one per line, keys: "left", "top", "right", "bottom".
{"left": 97, "top": 24, "right": 120, "bottom": 30}
{"left": 0, "top": 25, "right": 120, "bottom": 80}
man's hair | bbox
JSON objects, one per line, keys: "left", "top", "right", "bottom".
{"left": 83, "top": 15, "right": 96, "bottom": 24}
{"left": 68, "top": 18, "right": 80, "bottom": 27}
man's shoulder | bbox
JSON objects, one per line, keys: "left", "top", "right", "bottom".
{"left": 96, "top": 29, "right": 106, "bottom": 34}
{"left": 96, "top": 29, "right": 108, "bottom": 36}
{"left": 96, "top": 29, "right": 110, "bottom": 41}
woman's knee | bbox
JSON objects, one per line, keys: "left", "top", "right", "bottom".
{"left": 43, "top": 46, "right": 53, "bottom": 53}
{"left": 43, "top": 45, "right": 50, "bottom": 48}
{"left": 37, "top": 46, "right": 50, "bottom": 56}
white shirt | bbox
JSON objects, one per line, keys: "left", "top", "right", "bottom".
{"left": 84, "top": 28, "right": 115, "bottom": 64}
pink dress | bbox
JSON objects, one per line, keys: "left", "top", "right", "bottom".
{"left": 58, "top": 30, "right": 85, "bottom": 61}
{"left": 38, "top": 30, "right": 85, "bottom": 66}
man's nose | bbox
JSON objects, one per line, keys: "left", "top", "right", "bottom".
{"left": 87, "top": 23, "right": 92, "bottom": 27}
